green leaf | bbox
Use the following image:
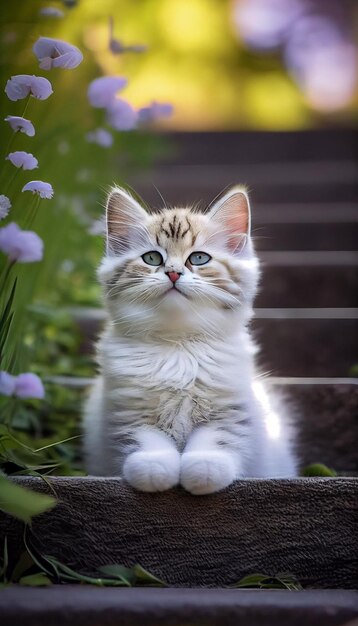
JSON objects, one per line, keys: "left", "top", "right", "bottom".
{"left": 0, "top": 476, "right": 56, "bottom": 522}
{"left": 43, "top": 555, "right": 126, "bottom": 586}
{"left": 0, "top": 278, "right": 17, "bottom": 358}
{"left": 232, "top": 572, "right": 302, "bottom": 590}
{"left": 301, "top": 463, "right": 337, "bottom": 477}
{"left": 133, "top": 564, "right": 167, "bottom": 587}
{"left": 19, "top": 572, "right": 52, "bottom": 586}
{"left": 0, "top": 279, "right": 17, "bottom": 330}
{"left": 0, "top": 537, "right": 8, "bottom": 580}
{"left": 0, "top": 426, "right": 79, "bottom": 455}
{"left": 274, "top": 574, "right": 303, "bottom": 591}
{"left": 99, "top": 564, "right": 134, "bottom": 586}
{"left": 11, "top": 550, "right": 35, "bottom": 582}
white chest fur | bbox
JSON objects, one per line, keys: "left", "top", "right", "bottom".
{"left": 100, "top": 331, "right": 254, "bottom": 444}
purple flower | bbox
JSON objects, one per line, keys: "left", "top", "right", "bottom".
{"left": 0, "top": 371, "right": 45, "bottom": 398}
{"left": 33, "top": 37, "right": 83, "bottom": 70}
{"left": 106, "top": 99, "right": 138, "bottom": 131}
{"left": 39, "top": 7, "right": 64, "bottom": 18}
{"left": 5, "top": 115, "right": 35, "bottom": 136}
{"left": 87, "top": 76, "right": 127, "bottom": 108}
{"left": 0, "top": 371, "right": 16, "bottom": 396}
{"left": 22, "top": 181, "right": 54, "bottom": 199}
{"left": 232, "top": 0, "right": 301, "bottom": 50}
{"left": 0, "top": 222, "right": 44, "bottom": 262}
{"left": 5, "top": 75, "right": 53, "bottom": 101}
{"left": 86, "top": 128, "right": 113, "bottom": 147}
{"left": 109, "top": 39, "right": 147, "bottom": 54}
{"left": 108, "top": 17, "right": 147, "bottom": 55}
{"left": 6, "top": 151, "right": 38, "bottom": 170}
{"left": 138, "top": 101, "right": 173, "bottom": 123}
{"left": 0, "top": 195, "right": 11, "bottom": 219}
{"left": 15, "top": 373, "right": 45, "bottom": 399}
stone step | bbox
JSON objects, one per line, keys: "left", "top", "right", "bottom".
{"left": 0, "top": 587, "right": 357, "bottom": 626}
{"left": 130, "top": 177, "right": 358, "bottom": 207}
{"left": 252, "top": 203, "right": 358, "bottom": 224}
{"left": 252, "top": 222, "right": 358, "bottom": 251}
{"left": 70, "top": 307, "right": 358, "bottom": 377}
{"left": 252, "top": 314, "right": 358, "bottom": 377}
{"left": 132, "top": 160, "right": 357, "bottom": 191}
{"left": 48, "top": 377, "right": 358, "bottom": 473}
{"left": 256, "top": 265, "right": 357, "bottom": 308}
{"left": 1, "top": 477, "right": 357, "bottom": 590}
{"left": 152, "top": 131, "right": 358, "bottom": 165}
{"left": 128, "top": 131, "right": 358, "bottom": 204}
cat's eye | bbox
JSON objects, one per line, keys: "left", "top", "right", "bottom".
{"left": 142, "top": 251, "right": 163, "bottom": 266}
{"left": 188, "top": 251, "right": 211, "bottom": 266}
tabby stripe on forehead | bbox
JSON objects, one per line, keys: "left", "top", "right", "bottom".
{"left": 181, "top": 217, "right": 191, "bottom": 238}
{"left": 160, "top": 217, "right": 171, "bottom": 238}
{"left": 167, "top": 214, "right": 175, "bottom": 238}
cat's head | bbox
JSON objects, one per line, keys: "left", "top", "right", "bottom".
{"left": 98, "top": 186, "right": 259, "bottom": 338}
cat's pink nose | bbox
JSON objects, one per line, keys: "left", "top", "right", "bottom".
{"left": 167, "top": 271, "right": 181, "bottom": 284}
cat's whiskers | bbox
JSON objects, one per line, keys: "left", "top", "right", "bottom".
{"left": 191, "top": 280, "right": 242, "bottom": 309}
{"left": 187, "top": 299, "right": 223, "bottom": 342}
{"left": 200, "top": 276, "right": 242, "bottom": 297}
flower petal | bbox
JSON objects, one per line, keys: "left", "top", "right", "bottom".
{"left": 6, "top": 151, "right": 38, "bottom": 170}
{"left": 86, "top": 128, "right": 113, "bottom": 147}
{"left": 33, "top": 37, "right": 83, "bottom": 70}
{"left": 5, "top": 75, "right": 53, "bottom": 101}
{"left": 0, "top": 371, "right": 16, "bottom": 396}
{"left": 22, "top": 181, "right": 54, "bottom": 199}
{"left": 5, "top": 75, "right": 31, "bottom": 101}
{"left": 0, "top": 222, "right": 43, "bottom": 263}
{"left": 28, "top": 76, "right": 53, "bottom": 99}
{"left": 39, "top": 7, "right": 64, "bottom": 18}
{"left": 4, "top": 115, "right": 35, "bottom": 136}
{"left": 138, "top": 101, "right": 173, "bottom": 123}
{"left": 15, "top": 373, "right": 45, "bottom": 399}
{"left": 0, "top": 195, "right": 11, "bottom": 220}
{"left": 106, "top": 99, "right": 138, "bottom": 130}
{"left": 87, "top": 76, "right": 128, "bottom": 108}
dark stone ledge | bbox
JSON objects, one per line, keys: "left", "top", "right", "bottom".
{"left": 1, "top": 477, "right": 357, "bottom": 589}
{"left": 0, "top": 587, "right": 357, "bottom": 626}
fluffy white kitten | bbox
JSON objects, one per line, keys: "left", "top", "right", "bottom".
{"left": 83, "top": 185, "right": 297, "bottom": 494}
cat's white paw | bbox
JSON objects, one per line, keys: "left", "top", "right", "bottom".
{"left": 123, "top": 449, "right": 180, "bottom": 492}
{"left": 180, "top": 450, "right": 236, "bottom": 495}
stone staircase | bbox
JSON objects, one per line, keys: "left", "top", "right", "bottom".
{"left": 0, "top": 130, "right": 357, "bottom": 624}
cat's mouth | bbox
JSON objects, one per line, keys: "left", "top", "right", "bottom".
{"left": 164, "top": 285, "right": 189, "bottom": 299}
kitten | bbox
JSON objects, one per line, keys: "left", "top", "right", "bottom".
{"left": 83, "top": 185, "right": 297, "bottom": 494}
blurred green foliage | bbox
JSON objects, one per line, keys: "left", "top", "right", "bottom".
{"left": 0, "top": 1, "right": 167, "bottom": 484}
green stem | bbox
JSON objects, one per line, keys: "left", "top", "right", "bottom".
{"left": 24, "top": 196, "right": 41, "bottom": 229}
{"left": 4, "top": 132, "right": 17, "bottom": 159}
{"left": 3, "top": 95, "right": 32, "bottom": 158}
{"left": 21, "top": 95, "right": 31, "bottom": 119}
{"left": 3, "top": 397, "right": 18, "bottom": 427}
{"left": 3, "top": 167, "right": 21, "bottom": 195}
{"left": 0, "top": 259, "right": 15, "bottom": 290}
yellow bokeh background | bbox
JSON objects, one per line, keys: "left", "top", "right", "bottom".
{"left": 1, "top": 0, "right": 357, "bottom": 129}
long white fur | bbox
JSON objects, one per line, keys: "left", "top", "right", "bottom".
{"left": 83, "top": 186, "right": 297, "bottom": 494}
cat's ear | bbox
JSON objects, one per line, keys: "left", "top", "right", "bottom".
{"left": 208, "top": 186, "right": 251, "bottom": 253}
{"left": 106, "top": 187, "right": 149, "bottom": 255}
